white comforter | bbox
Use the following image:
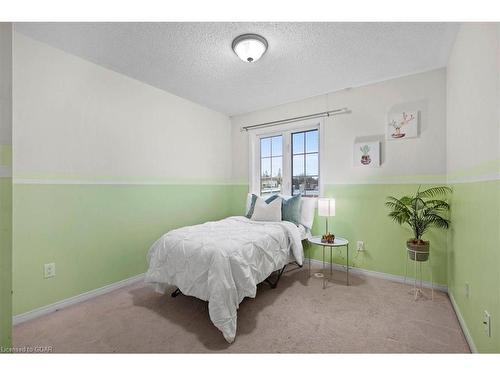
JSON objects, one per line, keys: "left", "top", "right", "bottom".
{"left": 144, "top": 216, "right": 304, "bottom": 343}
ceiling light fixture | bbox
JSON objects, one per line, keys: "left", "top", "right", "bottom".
{"left": 232, "top": 34, "right": 268, "bottom": 63}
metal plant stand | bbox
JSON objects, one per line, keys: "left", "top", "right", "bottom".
{"left": 404, "top": 247, "right": 434, "bottom": 301}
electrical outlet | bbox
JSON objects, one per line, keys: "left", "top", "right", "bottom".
{"left": 483, "top": 311, "right": 491, "bottom": 337}
{"left": 44, "top": 263, "right": 56, "bottom": 278}
{"left": 465, "top": 283, "right": 470, "bottom": 299}
{"left": 357, "top": 241, "right": 365, "bottom": 251}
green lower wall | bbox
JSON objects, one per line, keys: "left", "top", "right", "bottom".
{"left": 448, "top": 180, "right": 500, "bottom": 353}
{"left": 317, "top": 184, "right": 447, "bottom": 285}
{"left": 229, "top": 184, "right": 249, "bottom": 217}
{"left": 13, "top": 183, "right": 233, "bottom": 315}
{"left": 230, "top": 183, "right": 448, "bottom": 285}
{"left": 0, "top": 177, "right": 12, "bottom": 349}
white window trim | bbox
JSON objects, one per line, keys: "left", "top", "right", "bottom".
{"left": 248, "top": 118, "right": 325, "bottom": 197}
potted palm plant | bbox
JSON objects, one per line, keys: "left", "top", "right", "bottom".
{"left": 385, "top": 186, "right": 451, "bottom": 261}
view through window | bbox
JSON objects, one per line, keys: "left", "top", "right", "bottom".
{"left": 291, "top": 129, "right": 319, "bottom": 197}
{"left": 260, "top": 135, "right": 283, "bottom": 196}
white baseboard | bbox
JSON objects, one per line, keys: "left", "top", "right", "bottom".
{"left": 305, "top": 258, "right": 448, "bottom": 292}
{"left": 13, "top": 273, "right": 145, "bottom": 325}
{"left": 449, "top": 291, "right": 477, "bottom": 353}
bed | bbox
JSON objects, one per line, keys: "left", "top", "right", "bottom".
{"left": 144, "top": 196, "right": 314, "bottom": 343}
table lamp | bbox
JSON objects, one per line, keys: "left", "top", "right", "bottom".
{"left": 318, "top": 198, "right": 335, "bottom": 243}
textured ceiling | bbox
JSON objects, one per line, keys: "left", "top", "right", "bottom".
{"left": 15, "top": 22, "right": 458, "bottom": 116}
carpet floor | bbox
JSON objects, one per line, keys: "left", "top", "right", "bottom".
{"left": 13, "top": 265, "right": 470, "bottom": 353}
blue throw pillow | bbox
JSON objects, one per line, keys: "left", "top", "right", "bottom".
{"left": 282, "top": 195, "right": 302, "bottom": 225}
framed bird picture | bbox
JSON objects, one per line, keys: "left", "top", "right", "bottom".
{"left": 387, "top": 110, "right": 419, "bottom": 140}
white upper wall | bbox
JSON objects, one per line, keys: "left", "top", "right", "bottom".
{"left": 16, "top": 24, "right": 497, "bottom": 185}
{"left": 13, "top": 33, "right": 232, "bottom": 183}
{"left": 231, "top": 68, "right": 447, "bottom": 185}
{"left": 0, "top": 23, "right": 12, "bottom": 146}
{"left": 446, "top": 23, "right": 500, "bottom": 175}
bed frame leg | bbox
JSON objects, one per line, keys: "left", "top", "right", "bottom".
{"left": 264, "top": 265, "right": 287, "bottom": 289}
{"left": 171, "top": 288, "right": 182, "bottom": 298}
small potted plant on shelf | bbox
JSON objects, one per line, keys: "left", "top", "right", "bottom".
{"left": 385, "top": 186, "right": 451, "bottom": 261}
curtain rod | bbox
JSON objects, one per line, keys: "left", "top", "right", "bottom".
{"left": 241, "top": 107, "right": 350, "bottom": 132}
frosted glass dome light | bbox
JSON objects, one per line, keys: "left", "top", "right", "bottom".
{"left": 232, "top": 34, "right": 268, "bottom": 63}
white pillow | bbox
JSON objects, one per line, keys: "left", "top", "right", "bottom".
{"left": 251, "top": 197, "right": 282, "bottom": 222}
{"left": 299, "top": 198, "right": 316, "bottom": 229}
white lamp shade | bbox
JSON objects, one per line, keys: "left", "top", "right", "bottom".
{"left": 318, "top": 198, "right": 336, "bottom": 217}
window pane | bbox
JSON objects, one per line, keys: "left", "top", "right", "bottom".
{"left": 306, "top": 130, "right": 318, "bottom": 153}
{"left": 261, "top": 157, "right": 271, "bottom": 177}
{"left": 293, "top": 155, "right": 305, "bottom": 176}
{"left": 304, "top": 176, "right": 319, "bottom": 197}
{"left": 261, "top": 177, "right": 281, "bottom": 195}
{"left": 261, "top": 137, "right": 271, "bottom": 158}
{"left": 292, "top": 176, "right": 305, "bottom": 196}
{"left": 305, "top": 153, "right": 318, "bottom": 176}
{"left": 271, "top": 157, "right": 282, "bottom": 178}
{"left": 292, "top": 132, "right": 304, "bottom": 154}
{"left": 271, "top": 136, "right": 282, "bottom": 156}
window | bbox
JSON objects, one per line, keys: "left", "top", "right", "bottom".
{"left": 260, "top": 135, "right": 283, "bottom": 196}
{"left": 291, "top": 129, "right": 319, "bottom": 197}
{"left": 251, "top": 122, "right": 322, "bottom": 198}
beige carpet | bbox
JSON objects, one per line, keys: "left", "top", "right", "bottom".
{"left": 13, "top": 265, "right": 470, "bottom": 353}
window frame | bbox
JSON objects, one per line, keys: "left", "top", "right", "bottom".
{"left": 249, "top": 118, "right": 324, "bottom": 198}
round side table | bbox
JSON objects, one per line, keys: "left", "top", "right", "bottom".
{"left": 307, "top": 236, "right": 350, "bottom": 288}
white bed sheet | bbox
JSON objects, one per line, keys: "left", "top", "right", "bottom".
{"left": 144, "top": 216, "right": 303, "bottom": 343}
